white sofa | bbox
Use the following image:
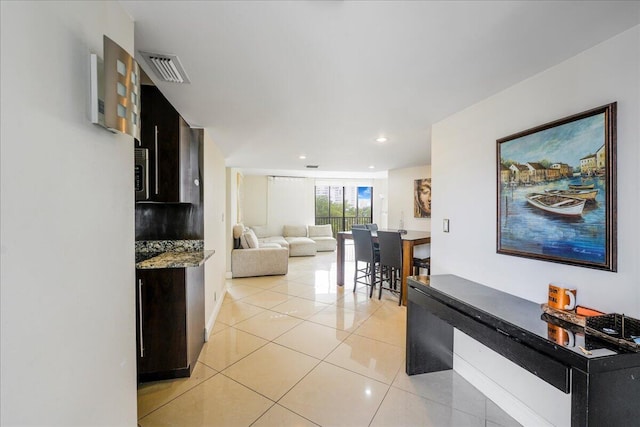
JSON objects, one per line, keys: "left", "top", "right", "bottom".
{"left": 250, "top": 224, "right": 337, "bottom": 256}
{"left": 231, "top": 224, "right": 289, "bottom": 278}
{"left": 250, "top": 225, "right": 290, "bottom": 249}
{"left": 250, "top": 224, "right": 318, "bottom": 257}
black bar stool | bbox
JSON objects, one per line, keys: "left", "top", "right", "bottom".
{"left": 376, "top": 230, "right": 403, "bottom": 305}
{"left": 352, "top": 228, "right": 380, "bottom": 297}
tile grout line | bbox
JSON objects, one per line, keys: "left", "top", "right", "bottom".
{"left": 219, "top": 293, "right": 334, "bottom": 426}
{"left": 222, "top": 289, "right": 386, "bottom": 424}
{"left": 267, "top": 300, "right": 399, "bottom": 425}
{"left": 139, "top": 256, "right": 409, "bottom": 425}
{"left": 137, "top": 367, "right": 221, "bottom": 423}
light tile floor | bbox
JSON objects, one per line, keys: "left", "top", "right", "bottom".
{"left": 137, "top": 252, "right": 522, "bottom": 426}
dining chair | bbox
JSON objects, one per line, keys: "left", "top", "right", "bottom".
{"left": 376, "top": 230, "right": 403, "bottom": 305}
{"left": 352, "top": 228, "right": 380, "bottom": 297}
{"left": 364, "top": 223, "right": 380, "bottom": 250}
{"left": 413, "top": 257, "right": 431, "bottom": 276}
{"left": 351, "top": 224, "right": 367, "bottom": 230}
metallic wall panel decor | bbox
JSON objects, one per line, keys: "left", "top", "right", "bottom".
{"left": 90, "top": 35, "right": 141, "bottom": 139}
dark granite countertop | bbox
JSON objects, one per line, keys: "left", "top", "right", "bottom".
{"left": 135, "top": 240, "right": 214, "bottom": 269}
{"left": 136, "top": 250, "right": 214, "bottom": 269}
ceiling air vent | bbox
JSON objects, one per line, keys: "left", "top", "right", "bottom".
{"left": 306, "top": 165, "right": 319, "bottom": 169}
{"left": 139, "top": 51, "right": 190, "bottom": 84}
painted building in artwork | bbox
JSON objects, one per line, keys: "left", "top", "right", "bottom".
{"left": 525, "top": 162, "right": 546, "bottom": 183}
{"left": 550, "top": 162, "right": 571, "bottom": 177}
{"left": 509, "top": 163, "right": 530, "bottom": 183}
{"left": 596, "top": 144, "right": 606, "bottom": 172}
{"left": 546, "top": 167, "right": 561, "bottom": 180}
{"left": 580, "top": 153, "right": 597, "bottom": 175}
{"left": 500, "top": 164, "right": 511, "bottom": 184}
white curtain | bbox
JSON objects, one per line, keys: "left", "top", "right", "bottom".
{"left": 267, "top": 176, "right": 315, "bottom": 228}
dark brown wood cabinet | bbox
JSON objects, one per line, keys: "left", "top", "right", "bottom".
{"left": 135, "top": 266, "right": 204, "bottom": 383}
{"left": 139, "top": 85, "right": 193, "bottom": 203}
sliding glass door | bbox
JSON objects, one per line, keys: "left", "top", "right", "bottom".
{"left": 315, "top": 185, "right": 372, "bottom": 236}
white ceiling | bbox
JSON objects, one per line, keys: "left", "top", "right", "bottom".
{"left": 121, "top": 1, "right": 640, "bottom": 177}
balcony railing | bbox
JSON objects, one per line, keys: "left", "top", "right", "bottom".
{"left": 315, "top": 217, "right": 371, "bottom": 238}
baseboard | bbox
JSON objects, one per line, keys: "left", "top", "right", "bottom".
{"left": 453, "top": 354, "right": 555, "bottom": 427}
{"left": 225, "top": 271, "right": 233, "bottom": 279}
{"left": 204, "top": 287, "right": 226, "bottom": 342}
{"left": 453, "top": 353, "right": 568, "bottom": 427}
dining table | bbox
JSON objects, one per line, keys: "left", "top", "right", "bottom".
{"left": 336, "top": 229, "right": 431, "bottom": 305}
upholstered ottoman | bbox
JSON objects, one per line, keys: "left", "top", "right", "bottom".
{"left": 308, "top": 224, "right": 337, "bottom": 252}
{"left": 283, "top": 225, "right": 317, "bottom": 256}
{"left": 286, "top": 237, "right": 317, "bottom": 256}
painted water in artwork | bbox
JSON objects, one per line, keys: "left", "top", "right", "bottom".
{"left": 498, "top": 113, "right": 607, "bottom": 266}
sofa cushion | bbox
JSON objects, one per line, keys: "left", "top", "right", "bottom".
{"left": 259, "top": 236, "right": 289, "bottom": 249}
{"left": 312, "top": 236, "right": 337, "bottom": 252}
{"left": 240, "top": 229, "right": 259, "bottom": 249}
{"left": 260, "top": 242, "right": 282, "bottom": 249}
{"left": 283, "top": 225, "right": 308, "bottom": 238}
{"left": 308, "top": 224, "right": 333, "bottom": 238}
{"left": 232, "top": 223, "right": 245, "bottom": 239}
{"left": 250, "top": 224, "right": 280, "bottom": 238}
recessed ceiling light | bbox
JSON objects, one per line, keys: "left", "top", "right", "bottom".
{"left": 369, "top": 165, "right": 375, "bottom": 169}
{"left": 299, "top": 155, "right": 307, "bottom": 159}
{"left": 375, "top": 137, "right": 387, "bottom": 143}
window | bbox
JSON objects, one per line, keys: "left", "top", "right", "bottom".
{"left": 315, "top": 185, "right": 373, "bottom": 236}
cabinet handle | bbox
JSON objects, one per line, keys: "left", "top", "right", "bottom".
{"left": 138, "top": 279, "right": 144, "bottom": 358}
{"left": 154, "top": 125, "right": 159, "bottom": 195}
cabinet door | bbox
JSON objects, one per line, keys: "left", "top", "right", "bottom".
{"left": 186, "top": 266, "right": 205, "bottom": 371}
{"left": 139, "top": 85, "right": 158, "bottom": 176}
{"left": 188, "top": 128, "right": 203, "bottom": 206}
{"left": 136, "top": 269, "right": 187, "bottom": 376}
{"left": 140, "top": 86, "right": 187, "bottom": 202}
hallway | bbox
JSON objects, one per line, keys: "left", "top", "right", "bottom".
{"left": 137, "top": 252, "right": 520, "bottom": 426}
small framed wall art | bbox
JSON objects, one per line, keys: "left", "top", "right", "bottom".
{"left": 414, "top": 178, "right": 431, "bottom": 218}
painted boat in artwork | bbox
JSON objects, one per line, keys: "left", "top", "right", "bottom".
{"left": 525, "top": 193, "right": 586, "bottom": 216}
{"left": 544, "top": 188, "right": 598, "bottom": 201}
{"left": 568, "top": 184, "right": 595, "bottom": 190}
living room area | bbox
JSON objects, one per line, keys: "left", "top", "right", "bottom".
{"left": 226, "top": 167, "right": 432, "bottom": 275}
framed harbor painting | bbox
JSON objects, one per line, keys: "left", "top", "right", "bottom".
{"left": 496, "top": 103, "right": 617, "bottom": 271}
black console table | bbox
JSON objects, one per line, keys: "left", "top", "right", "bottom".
{"left": 406, "top": 275, "right": 640, "bottom": 427}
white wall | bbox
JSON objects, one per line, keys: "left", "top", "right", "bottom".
{"left": 225, "top": 168, "right": 241, "bottom": 274}
{"left": 431, "top": 26, "right": 639, "bottom": 425}
{"left": 242, "top": 175, "right": 268, "bottom": 226}
{"left": 1, "top": 2, "right": 137, "bottom": 425}
{"left": 203, "top": 130, "right": 227, "bottom": 338}
{"left": 387, "top": 165, "right": 431, "bottom": 232}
